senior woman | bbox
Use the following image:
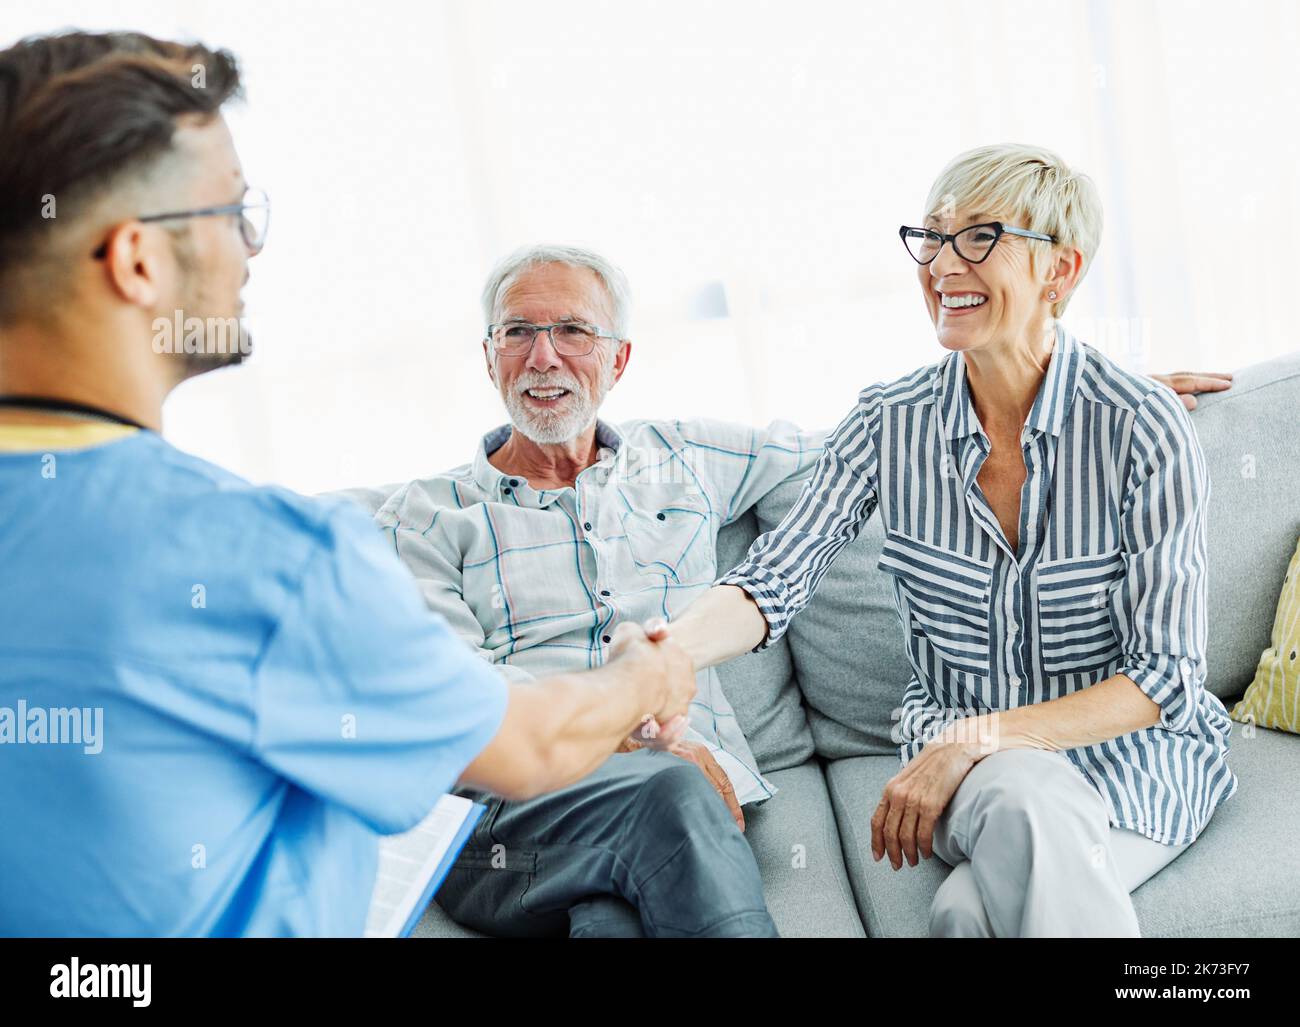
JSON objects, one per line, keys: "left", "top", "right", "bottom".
{"left": 671, "top": 143, "right": 1238, "bottom": 937}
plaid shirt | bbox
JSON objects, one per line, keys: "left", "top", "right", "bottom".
{"left": 373, "top": 417, "right": 824, "bottom": 806}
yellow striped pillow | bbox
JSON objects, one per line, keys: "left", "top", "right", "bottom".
{"left": 1231, "top": 535, "right": 1300, "bottom": 733}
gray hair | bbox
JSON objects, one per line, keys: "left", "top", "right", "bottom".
{"left": 480, "top": 244, "right": 632, "bottom": 338}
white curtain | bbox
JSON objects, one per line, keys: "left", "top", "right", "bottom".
{"left": 3, "top": 0, "right": 1295, "bottom": 492}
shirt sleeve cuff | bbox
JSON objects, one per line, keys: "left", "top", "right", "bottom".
{"left": 715, "top": 563, "right": 793, "bottom": 652}
{"left": 1121, "top": 655, "right": 1199, "bottom": 734}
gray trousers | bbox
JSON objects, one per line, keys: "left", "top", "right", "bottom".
{"left": 436, "top": 750, "right": 778, "bottom": 938}
{"left": 928, "top": 748, "right": 1190, "bottom": 938}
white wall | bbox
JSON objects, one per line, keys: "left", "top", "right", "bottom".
{"left": 4, "top": 0, "right": 1296, "bottom": 493}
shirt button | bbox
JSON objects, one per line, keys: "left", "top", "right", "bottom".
{"left": 600, "top": 590, "right": 611, "bottom": 597}
{"left": 583, "top": 521, "right": 592, "bottom": 531}
{"left": 656, "top": 512, "right": 667, "bottom": 521}
{"left": 602, "top": 634, "right": 612, "bottom": 643}
{"left": 502, "top": 487, "right": 512, "bottom": 495}
{"left": 1179, "top": 658, "right": 1194, "bottom": 677}
{"left": 1009, "top": 675, "right": 1022, "bottom": 688}
{"left": 509, "top": 478, "right": 520, "bottom": 487}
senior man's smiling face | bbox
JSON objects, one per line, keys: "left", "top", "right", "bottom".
{"left": 484, "top": 262, "right": 630, "bottom": 445}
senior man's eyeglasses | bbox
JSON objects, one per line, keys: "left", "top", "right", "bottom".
{"left": 899, "top": 221, "right": 1056, "bottom": 265}
{"left": 487, "top": 320, "right": 619, "bottom": 357}
{"left": 91, "top": 187, "right": 272, "bottom": 259}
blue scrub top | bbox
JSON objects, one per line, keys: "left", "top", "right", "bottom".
{"left": 0, "top": 428, "right": 508, "bottom": 936}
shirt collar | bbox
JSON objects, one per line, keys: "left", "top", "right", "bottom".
{"left": 934, "top": 322, "right": 1083, "bottom": 441}
{"left": 1023, "top": 323, "right": 1083, "bottom": 438}
{"left": 471, "top": 418, "right": 626, "bottom": 496}
{"left": 935, "top": 349, "right": 981, "bottom": 441}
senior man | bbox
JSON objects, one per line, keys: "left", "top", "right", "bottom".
{"left": 367, "top": 244, "right": 1230, "bottom": 938}
{"left": 368, "top": 245, "right": 834, "bottom": 938}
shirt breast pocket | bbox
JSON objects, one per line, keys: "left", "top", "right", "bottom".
{"left": 1036, "top": 549, "right": 1125, "bottom": 676}
{"left": 619, "top": 499, "right": 712, "bottom": 584}
{"left": 877, "top": 531, "right": 994, "bottom": 679}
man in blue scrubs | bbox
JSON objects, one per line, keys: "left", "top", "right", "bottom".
{"left": 0, "top": 31, "right": 740, "bottom": 936}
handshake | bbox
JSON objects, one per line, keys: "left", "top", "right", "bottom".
{"left": 604, "top": 618, "right": 697, "bottom": 752}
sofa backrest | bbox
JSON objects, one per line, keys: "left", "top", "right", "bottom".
{"left": 712, "top": 511, "right": 816, "bottom": 771}
{"left": 748, "top": 479, "right": 913, "bottom": 760}
{"left": 716, "top": 352, "right": 1300, "bottom": 766}
{"left": 1191, "top": 352, "right": 1300, "bottom": 695}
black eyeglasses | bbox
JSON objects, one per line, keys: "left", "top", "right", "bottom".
{"left": 92, "top": 186, "right": 271, "bottom": 259}
{"left": 899, "top": 221, "right": 1055, "bottom": 265}
{"left": 486, "top": 320, "right": 619, "bottom": 357}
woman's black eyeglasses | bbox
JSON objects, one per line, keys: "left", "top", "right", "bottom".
{"left": 899, "top": 221, "right": 1055, "bottom": 265}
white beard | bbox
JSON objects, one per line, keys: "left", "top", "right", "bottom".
{"left": 499, "top": 357, "right": 616, "bottom": 445}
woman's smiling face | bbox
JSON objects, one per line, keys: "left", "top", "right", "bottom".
{"left": 918, "top": 211, "right": 1051, "bottom": 355}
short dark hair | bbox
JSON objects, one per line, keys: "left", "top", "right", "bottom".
{"left": 0, "top": 30, "right": 242, "bottom": 311}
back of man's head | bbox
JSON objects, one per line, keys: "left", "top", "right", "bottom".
{"left": 0, "top": 30, "right": 241, "bottom": 328}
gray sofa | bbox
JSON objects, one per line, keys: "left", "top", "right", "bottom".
{"left": 373, "top": 351, "right": 1300, "bottom": 938}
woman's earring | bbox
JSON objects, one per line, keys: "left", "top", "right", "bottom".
{"left": 1047, "top": 290, "right": 1058, "bottom": 301}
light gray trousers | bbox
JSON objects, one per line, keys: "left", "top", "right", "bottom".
{"left": 928, "top": 748, "right": 1190, "bottom": 937}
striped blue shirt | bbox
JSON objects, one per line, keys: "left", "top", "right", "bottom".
{"left": 371, "top": 417, "right": 824, "bottom": 806}
{"left": 719, "top": 326, "right": 1238, "bottom": 845}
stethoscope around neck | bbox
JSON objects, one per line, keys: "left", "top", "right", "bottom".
{"left": 0, "top": 395, "right": 148, "bottom": 430}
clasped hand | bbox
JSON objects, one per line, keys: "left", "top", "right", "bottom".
{"left": 607, "top": 619, "right": 693, "bottom": 750}
{"left": 609, "top": 620, "right": 746, "bottom": 832}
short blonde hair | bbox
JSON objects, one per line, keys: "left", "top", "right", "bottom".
{"left": 924, "top": 144, "right": 1103, "bottom": 317}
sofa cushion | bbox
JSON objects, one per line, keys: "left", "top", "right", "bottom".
{"left": 1229, "top": 533, "right": 1300, "bottom": 733}
{"left": 1192, "top": 351, "right": 1300, "bottom": 700}
{"left": 822, "top": 753, "right": 944, "bottom": 937}
{"left": 742, "top": 759, "right": 865, "bottom": 937}
{"left": 823, "top": 721, "right": 1300, "bottom": 937}
{"left": 1123, "top": 722, "right": 1300, "bottom": 937}
{"left": 412, "top": 897, "right": 485, "bottom": 938}
{"left": 715, "top": 508, "right": 815, "bottom": 772}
